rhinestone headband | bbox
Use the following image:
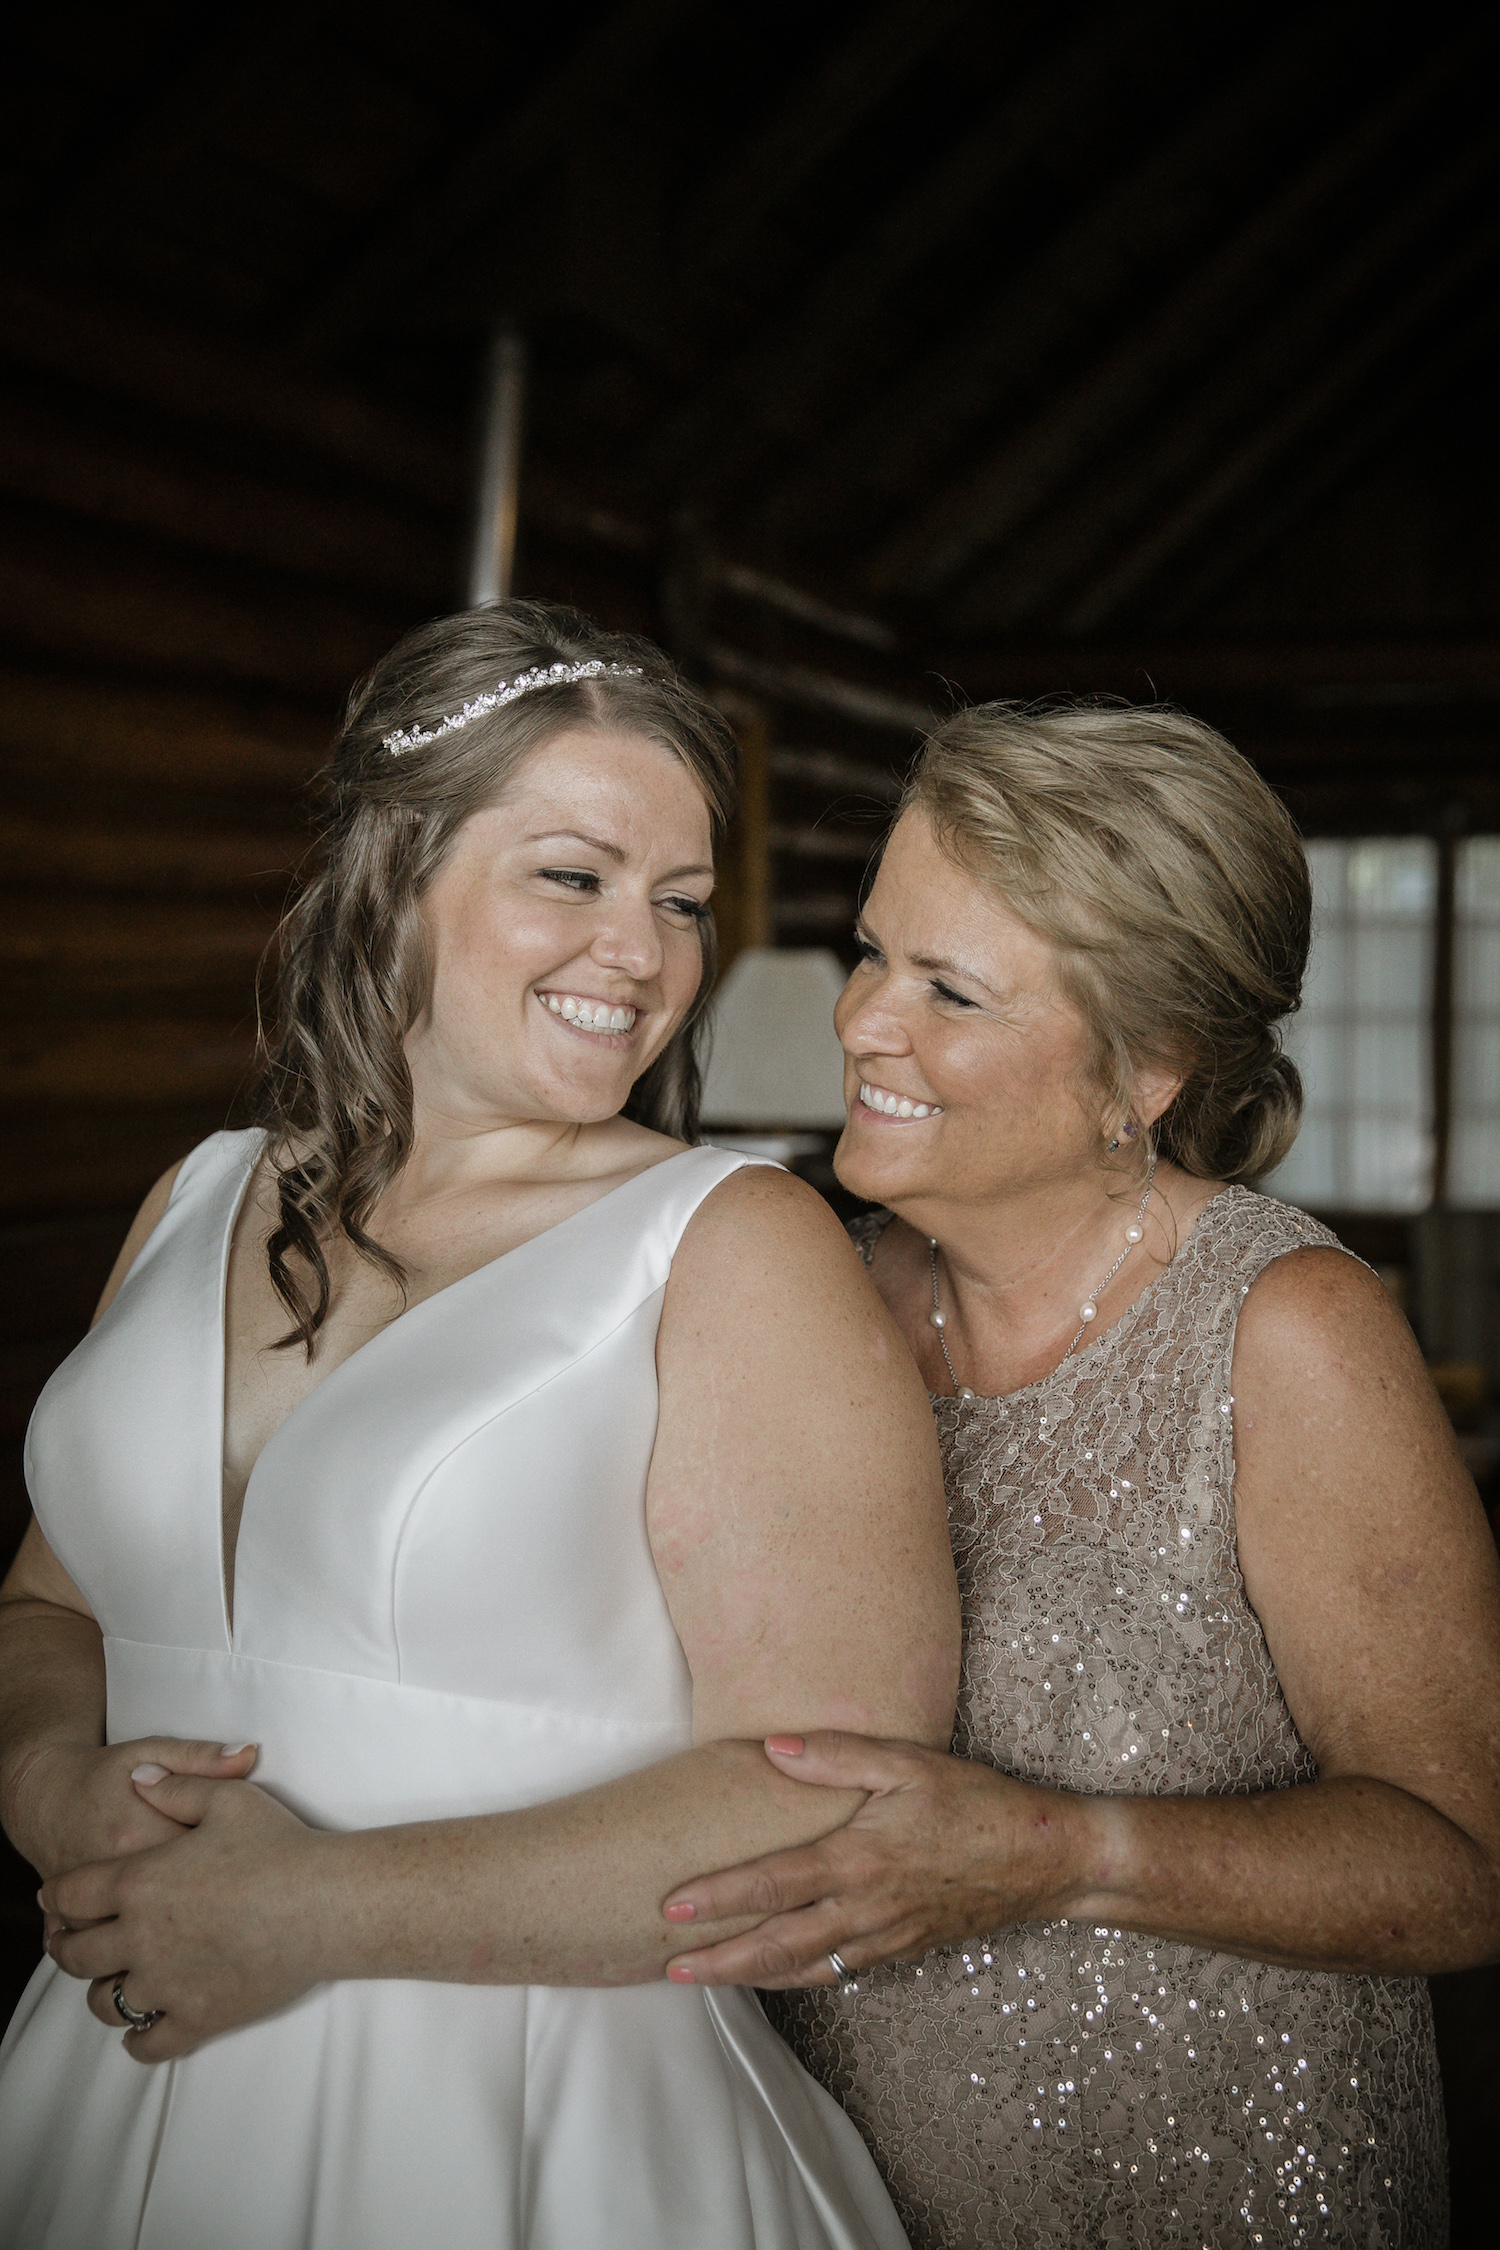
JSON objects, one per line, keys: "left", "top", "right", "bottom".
{"left": 381, "top": 660, "right": 643, "bottom": 755}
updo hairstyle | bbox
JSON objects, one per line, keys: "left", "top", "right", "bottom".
{"left": 901, "top": 700, "right": 1311, "bottom": 1183}
{"left": 257, "top": 598, "right": 739, "bottom": 1350}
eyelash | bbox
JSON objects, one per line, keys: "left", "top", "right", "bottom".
{"left": 539, "top": 869, "right": 708, "bottom": 921}
{"left": 854, "top": 934, "right": 977, "bottom": 1008}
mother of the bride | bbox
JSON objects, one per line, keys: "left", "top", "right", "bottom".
{"left": 665, "top": 702, "right": 1500, "bottom": 2249}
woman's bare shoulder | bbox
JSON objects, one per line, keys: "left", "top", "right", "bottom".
{"left": 664, "top": 1165, "right": 930, "bottom": 1411}
{"left": 1233, "top": 1241, "right": 1425, "bottom": 1394}
{"left": 1231, "top": 1242, "right": 1467, "bottom": 1514}
{"left": 672, "top": 1161, "right": 863, "bottom": 1282}
{"left": 92, "top": 1158, "right": 188, "bottom": 1326}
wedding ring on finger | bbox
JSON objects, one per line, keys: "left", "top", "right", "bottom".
{"left": 112, "top": 1979, "right": 163, "bottom": 2033}
{"left": 827, "top": 1950, "right": 860, "bottom": 1996}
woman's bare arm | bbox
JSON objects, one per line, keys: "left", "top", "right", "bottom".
{"left": 0, "top": 1162, "right": 257, "bottom": 1880}
{"left": 656, "top": 1247, "right": 1500, "bottom": 1985}
{"left": 45, "top": 1168, "right": 960, "bottom": 2054}
{"left": 1095, "top": 1244, "right": 1500, "bottom": 1968}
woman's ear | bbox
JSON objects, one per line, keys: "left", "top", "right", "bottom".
{"left": 1130, "top": 1060, "right": 1186, "bottom": 1133}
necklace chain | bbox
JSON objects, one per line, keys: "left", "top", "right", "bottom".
{"left": 927, "top": 1154, "right": 1158, "bottom": 1401}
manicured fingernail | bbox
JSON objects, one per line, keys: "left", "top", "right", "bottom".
{"left": 131, "top": 1762, "right": 169, "bottom": 1783}
{"left": 220, "top": 1742, "right": 255, "bottom": 1756}
{"left": 766, "top": 1734, "right": 805, "bottom": 1755}
{"left": 666, "top": 1961, "right": 696, "bottom": 1983}
{"left": 664, "top": 1901, "right": 696, "bottom": 1923}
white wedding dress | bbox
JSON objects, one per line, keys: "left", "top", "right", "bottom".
{"left": 0, "top": 1129, "right": 907, "bottom": 2250}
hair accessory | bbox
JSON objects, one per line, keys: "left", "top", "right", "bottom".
{"left": 381, "top": 660, "right": 644, "bottom": 755}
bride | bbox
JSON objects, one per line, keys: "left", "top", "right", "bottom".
{"left": 0, "top": 601, "right": 958, "bottom": 2249}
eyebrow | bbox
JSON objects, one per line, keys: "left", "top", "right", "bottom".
{"left": 528, "top": 828, "right": 714, "bottom": 882}
{"left": 855, "top": 914, "right": 1005, "bottom": 1002}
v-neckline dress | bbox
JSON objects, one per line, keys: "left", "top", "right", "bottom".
{"left": 0, "top": 1128, "right": 909, "bottom": 2250}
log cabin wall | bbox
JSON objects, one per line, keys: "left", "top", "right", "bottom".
{"left": 4, "top": 0, "right": 1499, "bottom": 1563}
{"left": 4, "top": 6, "right": 1500, "bottom": 2205}
{"left": 0, "top": 297, "right": 445, "bottom": 1562}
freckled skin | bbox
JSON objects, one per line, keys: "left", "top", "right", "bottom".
{"left": 655, "top": 811, "right": 1500, "bottom": 1991}
{"left": 2, "top": 735, "right": 960, "bottom": 2057}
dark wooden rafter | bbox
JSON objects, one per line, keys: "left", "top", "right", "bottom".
{"left": 753, "top": 0, "right": 1363, "bottom": 552}
{"left": 1157, "top": 299, "right": 1500, "bottom": 632}
{"left": 293, "top": 0, "right": 697, "bottom": 357}
{"left": 951, "top": 134, "right": 1500, "bottom": 631}
{"left": 868, "top": 22, "right": 1488, "bottom": 600}
{"left": 1053, "top": 212, "right": 1500, "bottom": 635}
{"left": 628, "top": 0, "right": 1187, "bottom": 499}
{"left": 673, "top": 0, "right": 969, "bottom": 288}
{"left": 12, "top": 3, "right": 345, "bottom": 239}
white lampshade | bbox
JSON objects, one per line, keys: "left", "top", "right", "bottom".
{"left": 699, "top": 947, "right": 851, "bottom": 1128}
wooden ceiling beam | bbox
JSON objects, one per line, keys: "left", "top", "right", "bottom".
{"left": 1050, "top": 213, "right": 1500, "bottom": 636}
{"left": 950, "top": 132, "right": 1500, "bottom": 631}
{"left": 1157, "top": 302, "right": 1500, "bottom": 632}
{"left": 14, "top": 3, "right": 341, "bottom": 241}
{"left": 294, "top": 0, "right": 695, "bottom": 357}
{"left": 753, "top": 0, "right": 1359, "bottom": 551}
{"left": 675, "top": 0, "right": 968, "bottom": 287}
{"left": 629, "top": 0, "right": 1183, "bottom": 498}
{"left": 935, "top": 639, "right": 1500, "bottom": 700}
{"left": 868, "top": 24, "right": 1484, "bottom": 598}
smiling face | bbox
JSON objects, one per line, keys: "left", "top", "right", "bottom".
{"left": 834, "top": 809, "right": 1126, "bottom": 1218}
{"left": 405, "top": 727, "right": 715, "bottom": 1133}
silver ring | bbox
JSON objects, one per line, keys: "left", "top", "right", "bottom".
{"left": 827, "top": 1950, "right": 859, "bottom": 1996}
{"left": 112, "top": 1979, "right": 162, "bottom": 2033}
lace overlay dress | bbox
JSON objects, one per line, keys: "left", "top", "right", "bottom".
{"left": 768, "top": 1188, "right": 1448, "bottom": 2249}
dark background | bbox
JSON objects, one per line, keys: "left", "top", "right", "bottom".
{"left": 2, "top": 0, "right": 1497, "bottom": 2230}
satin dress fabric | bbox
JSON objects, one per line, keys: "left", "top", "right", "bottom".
{"left": 0, "top": 1129, "right": 908, "bottom": 2250}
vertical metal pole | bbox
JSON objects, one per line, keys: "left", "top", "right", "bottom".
{"left": 467, "top": 331, "right": 527, "bottom": 607}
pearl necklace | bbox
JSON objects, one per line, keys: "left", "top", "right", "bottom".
{"left": 927, "top": 1154, "right": 1158, "bottom": 1401}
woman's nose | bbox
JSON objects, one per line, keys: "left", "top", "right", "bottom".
{"left": 837, "top": 976, "right": 912, "bottom": 1056}
{"left": 590, "top": 900, "right": 663, "bottom": 979}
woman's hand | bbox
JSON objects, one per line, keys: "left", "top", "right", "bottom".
{"left": 662, "top": 1732, "right": 1092, "bottom": 1987}
{"left": 41, "top": 1767, "right": 328, "bottom": 2062}
{"left": 8, "top": 1737, "right": 259, "bottom": 1886}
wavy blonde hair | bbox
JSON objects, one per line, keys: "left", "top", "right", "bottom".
{"left": 901, "top": 699, "right": 1311, "bottom": 1182}
{"left": 255, "top": 600, "right": 738, "bottom": 1351}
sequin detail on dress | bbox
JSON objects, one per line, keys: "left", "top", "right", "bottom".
{"left": 768, "top": 1188, "right": 1448, "bottom": 2249}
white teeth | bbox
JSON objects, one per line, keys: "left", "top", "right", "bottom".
{"left": 543, "top": 993, "right": 636, "bottom": 1035}
{"left": 858, "top": 1082, "right": 942, "bottom": 1119}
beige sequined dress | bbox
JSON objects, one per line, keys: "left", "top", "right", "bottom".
{"left": 768, "top": 1188, "right": 1448, "bottom": 2249}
